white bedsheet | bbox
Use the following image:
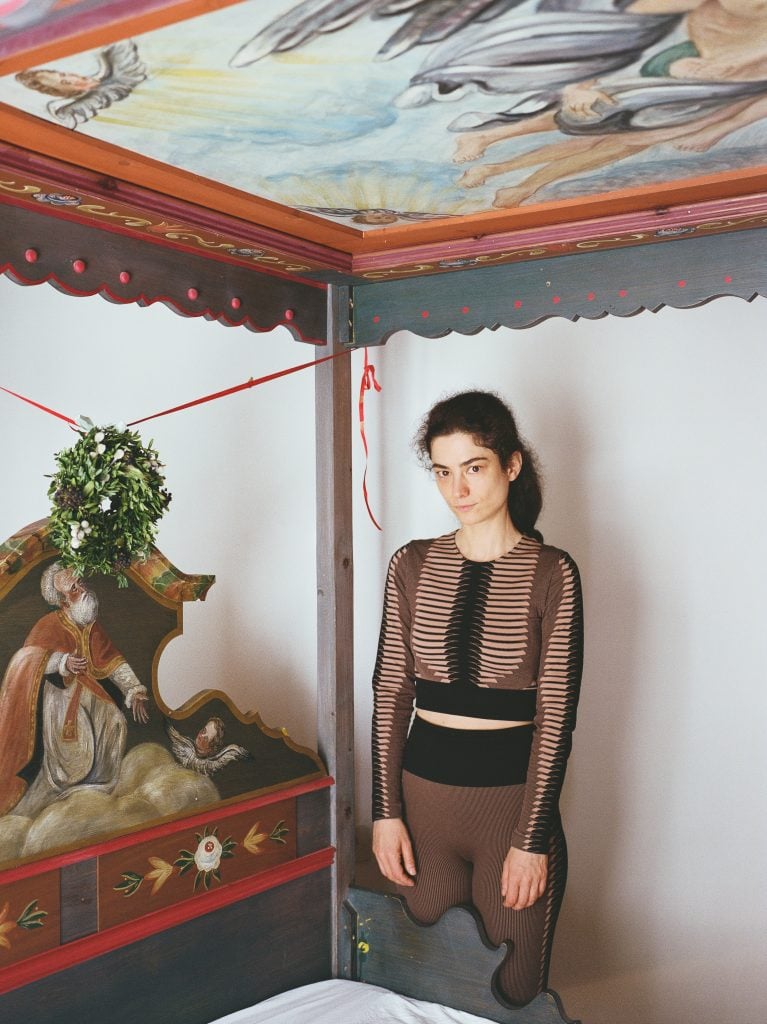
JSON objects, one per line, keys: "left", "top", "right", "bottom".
{"left": 209, "top": 979, "right": 496, "bottom": 1024}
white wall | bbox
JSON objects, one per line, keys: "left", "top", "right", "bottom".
{"left": 1, "top": 277, "right": 318, "bottom": 748}
{"left": 3, "top": 275, "right": 766, "bottom": 1024}
{"left": 352, "top": 305, "right": 767, "bottom": 1024}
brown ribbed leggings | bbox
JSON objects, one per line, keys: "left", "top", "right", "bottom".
{"left": 400, "top": 770, "right": 567, "bottom": 1007}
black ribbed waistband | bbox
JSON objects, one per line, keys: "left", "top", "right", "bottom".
{"left": 415, "top": 678, "right": 536, "bottom": 721}
{"left": 403, "top": 715, "right": 533, "bottom": 787}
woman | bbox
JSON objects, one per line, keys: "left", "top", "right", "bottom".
{"left": 371, "top": 390, "right": 583, "bottom": 1006}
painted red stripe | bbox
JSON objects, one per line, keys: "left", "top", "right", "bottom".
{"left": 0, "top": 846, "right": 335, "bottom": 997}
{"left": 0, "top": 775, "right": 332, "bottom": 885}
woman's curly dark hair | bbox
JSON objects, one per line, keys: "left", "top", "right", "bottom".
{"left": 414, "top": 390, "right": 543, "bottom": 541}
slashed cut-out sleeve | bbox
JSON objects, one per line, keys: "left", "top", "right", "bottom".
{"left": 372, "top": 545, "right": 416, "bottom": 820}
{"left": 512, "top": 551, "right": 584, "bottom": 853}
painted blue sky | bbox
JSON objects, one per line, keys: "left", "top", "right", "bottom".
{"left": 2, "top": 0, "right": 766, "bottom": 229}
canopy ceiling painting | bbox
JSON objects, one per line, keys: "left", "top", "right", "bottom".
{"left": 3, "top": 0, "right": 767, "bottom": 225}
{"left": 1, "top": 0, "right": 767, "bottom": 340}
{"left": 2, "top": 0, "right": 767, "bottom": 232}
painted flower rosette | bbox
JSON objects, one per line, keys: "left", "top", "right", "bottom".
{"left": 47, "top": 417, "right": 171, "bottom": 585}
{"left": 194, "top": 835, "right": 223, "bottom": 873}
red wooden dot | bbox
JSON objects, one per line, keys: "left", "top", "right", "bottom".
{"left": 461, "top": 306, "right": 470, "bottom": 314}
{"left": 552, "top": 296, "right": 561, "bottom": 304}
{"left": 24, "top": 248, "right": 39, "bottom": 263}
{"left": 373, "top": 315, "right": 381, "bottom": 324}
{"left": 618, "top": 289, "right": 628, "bottom": 298}
{"left": 187, "top": 287, "right": 199, "bottom": 300}
{"left": 677, "top": 280, "right": 686, "bottom": 288}
{"left": 119, "top": 271, "right": 131, "bottom": 284}
{"left": 284, "top": 308, "right": 295, "bottom": 321}
{"left": 514, "top": 300, "right": 522, "bottom": 309}
{"left": 724, "top": 275, "right": 733, "bottom": 284}
{"left": 72, "top": 259, "right": 86, "bottom": 274}
{"left": 587, "top": 292, "right": 596, "bottom": 301}
{"left": 421, "top": 310, "right": 430, "bottom": 318}
{"left": 230, "top": 296, "right": 241, "bottom": 310}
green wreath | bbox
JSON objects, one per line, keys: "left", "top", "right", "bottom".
{"left": 48, "top": 418, "right": 172, "bottom": 586}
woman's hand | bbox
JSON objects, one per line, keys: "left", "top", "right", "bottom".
{"left": 372, "top": 818, "right": 416, "bottom": 887}
{"left": 501, "top": 847, "right": 547, "bottom": 910}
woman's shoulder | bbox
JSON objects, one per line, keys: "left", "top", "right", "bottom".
{"left": 388, "top": 533, "right": 454, "bottom": 568}
{"left": 532, "top": 538, "right": 581, "bottom": 577}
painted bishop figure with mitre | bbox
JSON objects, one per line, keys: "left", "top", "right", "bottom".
{"left": 0, "top": 562, "right": 150, "bottom": 818}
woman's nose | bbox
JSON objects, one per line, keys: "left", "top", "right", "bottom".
{"left": 452, "top": 475, "right": 469, "bottom": 497}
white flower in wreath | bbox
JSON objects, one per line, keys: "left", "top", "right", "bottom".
{"left": 194, "top": 835, "right": 223, "bottom": 873}
{"left": 100, "top": 496, "right": 112, "bottom": 511}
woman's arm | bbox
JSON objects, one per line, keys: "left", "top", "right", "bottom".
{"left": 371, "top": 546, "right": 418, "bottom": 884}
{"left": 513, "top": 551, "right": 584, "bottom": 854}
{"left": 500, "top": 550, "right": 582, "bottom": 908}
{"left": 371, "top": 545, "right": 417, "bottom": 821}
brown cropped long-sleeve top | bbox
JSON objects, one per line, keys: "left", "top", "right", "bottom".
{"left": 372, "top": 532, "right": 583, "bottom": 854}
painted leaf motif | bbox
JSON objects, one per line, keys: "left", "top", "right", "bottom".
{"left": 114, "top": 871, "right": 144, "bottom": 897}
{"left": 0, "top": 901, "right": 14, "bottom": 950}
{"left": 244, "top": 822, "right": 268, "bottom": 854}
{"left": 146, "top": 856, "right": 174, "bottom": 896}
{"left": 269, "top": 820, "right": 290, "bottom": 845}
{"left": 16, "top": 900, "right": 48, "bottom": 930}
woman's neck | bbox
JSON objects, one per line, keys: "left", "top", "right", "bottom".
{"left": 454, "top": 517, "right": 522, "bottom": 563}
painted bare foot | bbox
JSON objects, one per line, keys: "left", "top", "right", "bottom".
{"left": 458, "top": 165, "right": 492, "bottom": 188}
{"left": 492, "top": 185, "right": 535, "bottom": 208}
{"left": 453, "top": 134, "right": 491, "bottom": 163}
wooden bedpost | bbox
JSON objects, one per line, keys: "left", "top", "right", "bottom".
{"left": 315, "top": 285, "right": 355, "bottom": 976}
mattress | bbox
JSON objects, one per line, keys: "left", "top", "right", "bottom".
{"left": 209, "top": 978, "right": 498, "bottom": 1024}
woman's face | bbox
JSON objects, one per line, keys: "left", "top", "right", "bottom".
{"left": 429, "top": 431, "right": 520, "bottom": 528}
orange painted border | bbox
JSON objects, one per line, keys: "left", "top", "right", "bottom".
{"left": 2, "top": 103, "right": 767, "bottom": 267}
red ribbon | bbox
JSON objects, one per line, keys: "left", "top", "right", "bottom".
{"left": 358, "top": 348, "right": 382, "bottom": 531}
{"left": 1, "top": 346, "right": 383, "bottom": 526}
{"left": 0, "top": 386, "right": 77, "bottom": 426}
{"left": 127, "top": 350, "right": 348, "bottom": 426}
{"left": 1, "top": 350, "right": 350, "bottom": 429}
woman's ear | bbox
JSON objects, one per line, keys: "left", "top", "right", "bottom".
{"left": 507, "top": 451, "right": 523, "bottom": 482}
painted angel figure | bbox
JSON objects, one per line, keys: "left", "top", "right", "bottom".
{"left": 15, "top": 39, "right": 147, "bottom": 130}
{"left": 451, "top": 0, "right": 767, "bottom": 207}
{"left": 165, "top": 718, "right": 250, "bottom": 777}
{"left": 395, "top": 1, "right": 682, "bottom": 115}
{"left": 229, "top": 0, "right": 533, "bottom": 67}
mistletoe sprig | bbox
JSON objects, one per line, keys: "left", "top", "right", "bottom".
{"left": 47, "top": 417, "right": 172, "bottom": 586}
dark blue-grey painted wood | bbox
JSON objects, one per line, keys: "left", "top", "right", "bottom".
{"left": 315, "top": 289, "right": 356, "bottom": 977}
{"left": 60, "top": 858, "right": 99, "bottom": 944}
{"left": 0, "top": 869, "right": 332, "bottom": 1024}
{"left": 0, "top": 201, "right": 329, "bottom": 345}
{"left": 296, "top": 786, "right": 331, "bottom": 857}
{"left": 346, "top": 887, "right": 580, "bottom": 1024}
{"left": 350, "top": 228, "right": 767, "bottom": 346}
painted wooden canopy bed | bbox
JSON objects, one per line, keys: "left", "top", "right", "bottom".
{"left": 1, "top": 2, "right": 766, "bottom": 1023}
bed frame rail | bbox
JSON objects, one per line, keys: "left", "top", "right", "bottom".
{"left": 345, "top": 887, "right": 581, "bottom": 1024}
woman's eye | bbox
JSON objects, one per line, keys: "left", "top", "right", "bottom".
{"left": 468, "top": 464, "right": 481, "bottom": 473}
